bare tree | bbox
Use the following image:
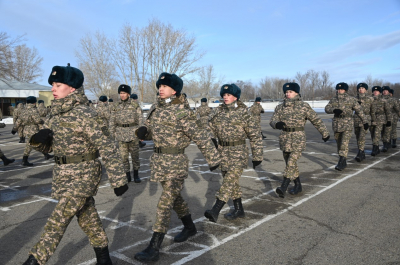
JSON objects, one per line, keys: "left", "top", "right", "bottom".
{"left": 7, "top": 44, "right": 43, "bottom": 83}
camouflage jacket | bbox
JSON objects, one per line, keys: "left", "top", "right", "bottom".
{"left": 325, "top": 92, "right": 367, "bottom": 132}
{"left": 249, "top": 102, "right": 265, "bottom": 124}
{"left": 210, "top": 100, "right": 263, "bottom": 171}
{"left": 96, "top": 102, "right": 111, "bottom": 127}
{"left": 109, "top": 98, "right": 142, "bottom": 142}
{"left": 38, "top": 103, "right": 48, "bottom": 117}
{"left": 383, "top": 95, "right": 400, "bottom": 121}
{"left": 15, "top": 104, "right": 43, "bottom": 138}
{"left": 13, "top": 103, "right": 24, "bottom": 124}
{"left": 270, "top": 95, "right": 329, "bottom": 152}
{"left": 353, "top": 93, "right": 373, "bottom": 127}
{"left": 370, "top": 95, "right": 390, "bottom": 125}
{"left": 142, "top": 95, "right": 220, "bottom": 182}
{"left": 196, "top": 102, "right": 212, "bottom": 128}
{"left": 37, "top": 91, "right": 127, "bottom": 199}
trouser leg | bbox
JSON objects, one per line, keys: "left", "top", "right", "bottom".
{"left": 216, "top": 168, "right": 243, "bottom": 202}
{"left": 119, "top": 141, "right": 130, "bottom": 173}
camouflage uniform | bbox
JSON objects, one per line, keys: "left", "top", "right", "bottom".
{"left": 13, "top": 103, "right": 25, "bottom": 139}
{"left": 390, "top": 97, "right": 400, "bottom": 141}
{"left": 249, "top": 101, "right": 265, "bottom": 138}
{"left": 382, "top": 94, "right": 400, "bottom": 144}
{"left": 8, "top": 105, "right": 14, "bottom": 116}
{"left": 38, "top": 102, "right": 48, "bottom": 130}
{"left": 96, "top": 101, "right": 111, "bottom": 136}
{"left": 270, "top": 95, "right": 329, "bottom": 180}
{"left": 353, "top": 93, "right": 373, "bottom": 151}
{"left": 28, "top": 90, "right": 127, "bottom": 265}
{"left": 370, "top": 94, "right": 390, "bottom": 146}
{"left": 196, "top": 101, "right": 212, "bottom": 129}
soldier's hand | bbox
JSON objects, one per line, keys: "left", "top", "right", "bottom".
{"left": 323, "top": 135, "right": 330, "bottom": 142}
{"left": 358, "top": 101, "right": 362, "bottom": 104}
{"left": 252, "top": 160, "right": 262, "bottom": 169}
{"left": 33, "top": 129, "right": 53, "bottom": 143}
{"left": 211, "top": 138, "right": 218, "bottom": 148}
{"left": 333, "top": 109, "right": 343, "bottom": 116}
{"left": 114, "top": 184, "right": 128, "bottom": 196}
{"left": 11, "top": 128, "right": 17, "bottom": 135}
{"left": 136, "top": 126, "right": 148, "bottom": 140}
{"left": 209, "top": 164, "right": 219, "bottom": 171}
{"left": 386, "top": 121, "right": 392, "bottom": 127}
{"left": 275, "top": 122, "right": 285, "bottom": 130}
{"left": 363, "top": 123, "right": 369, "bottom": 130}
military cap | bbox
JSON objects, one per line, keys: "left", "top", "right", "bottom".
{"left": 389, "top": 88, "right": 394, "bottom": 95}
{"left": 130, "top": 94, "right": 138, "bottom": 99}
{"left": 283, "top": 82, "right": 300, "bottom": 93}
{"left": 108, "top": 98, "right": 114, "bottom": 102}
{"left": 38, "top": 100, "right": 44, "bottom": 104}
{"left": 118, "top": 84, "right": 131, "bottom": 95}
{"left": 382, "top": 86, "right": 391, "bottom": 92}
{"left": 255, "top": 97, "right": 262, "bottom": 102}
{"left": 99, "top": 95, "right": 108, "bottom": 102}
{"left": 371, "top": 86, "right": 382, "bottom": 93}
{"left": 26, "top": 96, "right": 37, "bottom": 104}
{"left": 335, "top": 82, "right": 349, "bottom": 91}
{"left": 220, "top": 83, "right": 241, "bottom": 99}
{"left": 357, "top": 83, "right": 368, "bottom": 90}
{"left": 156, "top": 72, "right": 183, "bottom": 95}
{"left": 48, "top": 63, "right": 84, "bottom": 89}
{"left": 201, "top": 98, "right": 207, "bottom": 102}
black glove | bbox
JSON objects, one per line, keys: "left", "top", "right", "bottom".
{"left": 211, "top": 138, "right": 218, "bottom": 148}
{"left": 386, "top": 121, "right": 392, "bottom": 127}
{"left": 33, "top": 129, "right": 53, "bottom": 143}
{"left": 252, "top": 160, "right": 262, "bottom": 169}
{"left": 363, "top": 123, "right": 369, "bottom": 130}
{"left": 333, "top": 109, "right": 343, "bottom": 116}
{"left": 275, "top": 122, "right": 285, "bottom": 130}
{"left": 11, "top": 129, "right": 17, "bottom": 135}
{"left": 358, "top": 101, "right": 362, "bottom": 105}
{"left": 136, "top": 126, "right": 148, "bottom": 140}
{"left": 323, "top": 135, "right": 330, "bottom": 142}
{"left": 210, "top": 164, "right": 219, "bottom": 171}
{"left": 114, "top": 184, "right": 128, "bottom": 196}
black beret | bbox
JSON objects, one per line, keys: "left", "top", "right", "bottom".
{"left": 38, "top": 100, "right": 44, "bottom": 104}
{"left": 336, "top": 82, "right": 349, "bottom": 91}
{"left": 99, "top": 95, "right": 108, "bottom": 102}
{"left": 255, "top": 97, "right": 262, "bottom": 102}
{"left": 130, "top": 94, "right": 138, "bottom": 99}
{"left": 357, "top": 83, "right": 368, "bottom": 90}
{"left": 26, "top": 96, "right": 37, "bottom": 104}
{"left": 156, "top": 72, "right": 183, "bottom": 95}
{"left": 371, "top": 86, "right": 382, "bottom": 93}
{"left": 220, "top": 83, "right": 241, "bottom": 99}
{"left": 108, "top": 98, "right": 114, "bottom": 102}
{"left": 283, "top": 82, "right": 300, "bottom": 93}
{"left": 118, "top": 84, "right": 131, "bottom": 95}
{"left": 382, "top": 86, "right": 390, "bottom": 91}
{"left": 48, "top": 64, "right": 84, "bottom": 89}
{"left": 201, "top": 98, "right": 207, "bottom": 102}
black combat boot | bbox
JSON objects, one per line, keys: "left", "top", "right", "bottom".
{"left": 174, "top": 214, "right": 197, "bottom": 242}
{"left": 0, "top": 155, "right": 15, "bottom": 166}
{"left": 94, "top": 246, "right": 112, "bottom": 265}
{"left": 276, "top": 177, "right": 291, "bottom": 198}
{"left": 355, "top": 150, "right": 365, "bottom": 162}
{"left": 44, "top": 153, "right": 54, "bottom": 160}
{"left": 19, "top": 137, "right": 25, "bottom": 143}
{"left": 371, "top": 145, "right": 380, "bottom": 156}
{"left": 22, "top": 255, "right": 39, "bottom": 265}
{"left": 134, "top": 232, "right": 165, "bottom": 262}
{"left": 289, "top": 177, "right": 302, "bottom": 195}
{"left": 126, "top": 171, "right": 131, "bottom": 182}
{"left": 392, "top": 139, "right": 397, "bottom": 148}
{"left": 335, "top": 156, "right": 347, "bottom": 171}
{"left": 133, "top": 169, "right": 141, "bottom": 183}
{"left": 381, "top": 142, "right": 388, "bottom": 152}
{"left": 204, "top": 198, "right": 226, "bottom": 223}
{"left": 224, "top": 198, "right": 245, "bottom": 220}
{"left": 22, "top": 156, "right": 33, "bottom": 167}
{"left": 261, "top": 132, "right": 267, "bottom": 139}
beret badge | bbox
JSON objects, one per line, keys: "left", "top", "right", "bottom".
{"left": 161, "top": 76, "right": 165, "bottom": 79}
{"left": 52, "top": 71, "right": 56, "bottom": 75}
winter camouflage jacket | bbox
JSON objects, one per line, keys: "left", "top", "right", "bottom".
{"left": 382, "top": 95, "right": 400, "bottom": 122}
{"left": 196, "top": 102, "right": 212, "bottom": 129}
{"left": 370, "top": 95, "right": 390, "bottom": 125}
{"left": 14, "top": 103, "right": 43, "bottom": 139}
{"left": 13, "top": 103, "right": 24, "bottom": 124}
{"left": 109, "top": 98, "right": 142, "bottom": 142}
{"left": 249, "top": 102, "right": 265, "bottom": 124}
{"left": 353, "top": 93, "right": 373, "bottom": 127}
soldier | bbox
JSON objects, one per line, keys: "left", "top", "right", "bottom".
{"left": 370, "top": 86, "right": 391, "bottom": 156}
{"left": 97, "top": 95, "right": 111, "bottom": 136}
{"left": 270, "top": 83, "right": 330, "bottom": 197}
{"left": 109, "top": 85, "right": 142, "bottom": 183}
{"left": 13, "top": 101, "right": 25, "bottom": 143}
{"left": 353, "top": 83, "right": 373, "bottom": 162}
{"left": 8, "top": 105, "right": 14, "bottom": 116}
{"left": 134, "top": 72, "right": 220, "bottom": 262}
{"left": 22, "top": 64, "right": 129, "bottom": 265}
{"left": 381, "top": 86, "right": 400, "bottom": 152}
{"left": 108, "top": 98, "right": 116, "bottom": 113}
{"left": 12, "top": 96, "right": 52, "bottom": 166}
{"left": 130, "top": 93, "right": 146, "bottom": 148}
{"left": 204, "top": 83, "right": 263, "bottom": 223}
{"left": 389, "top": 88, "right": 399, "bottom": 148}
{"left": 249, "top": 96, "right": 266, "bottom": 139}
{"left": 37, "top": 100, "right": 48, "bottom": 118}
{"left": 195, "top": 98, "right": 212, "bottom": 129}
{"left": 325, "top": 82, "right": 368, "bottom": 171}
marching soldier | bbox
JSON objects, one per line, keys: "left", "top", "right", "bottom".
{"left": 249, "top": 96, "right": 266, "bottom": 139}
{"left": 130, "top": 93, "right": 146, "bottom": 148}
{"left": 0, "top": 111, "right": 15, "bottom": 166}
{"left": 325, "top": 82, "right": 368, "bottom": 170}
{"left": 204, "top": 83, "right": 263, "bottom": 223}
{"left": 370, "top": 86, "right": 391, "bottom": 156}
{"left": 13, "top": 101, "right": 25, "bottom": 143}
{"left": 389, "top": 88, "right": 399, "bottom": 148}
{"left": 37, "top": 100, "right": 48, "bottom": 130}
{"left": 271, "top": 83, "right": 330, "bottom": 197}
{"left": 22, "top": 64, "right": 128, "bottom": 265}
{"left": 381, "top": 86, "right": 400, "bottom": 152}
{"left": 97, "top": 95, "right": 111, "bottom": 136}
{"left": 353, "top": 83, "right": 373, "bottom": 162}
{"left": 195, "top": 98, "right": 212, "bottom": 129}
{"left": 110, "top": 85, "right": 142, "bottom": 183}
{"left": 134, "top": 72, "right": 220, "bottom": 262}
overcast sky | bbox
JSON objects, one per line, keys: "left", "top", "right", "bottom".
{"left": 1, "top": 0, "right": 400, "bottom": 92}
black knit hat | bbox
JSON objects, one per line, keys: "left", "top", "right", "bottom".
{"left": 108, "top": 98, "right": 114, "bottom": 102}
{"left": 382, "top": 86, "right": 390, "bottom": 92}
{"left": 118, "top": 84, "right": 131, "bottom": 94}
{"left": 201, "top": 98, "right": 207, "bottom": 102}
{"left": 220, "top": 84, "right": 241, "bottom": 99}
{"left": 99, "top": 95, "right": 107, "bottom": 102}
{"left": 38, "top": 100, "right": 44, "bottom": 104}
{"left": 255, "top": 97, "right": 261, "bottom": 102}
{"left": 48, "top": 63, "right": 84, "bottom": 89}
{"left": 130, "top": 94, "right": 138, "bottom": 99}
{"left": 156, "top": 72, "right": 183, "bottom": 95}
{"left": 26, "top": 96, "right": 37, "bottom": 104}
{"left": 283, "top": 82, "right": 300, "bottom": 93}
{"left": 336, "top": 82, "right": 349, "bottom": 91}
{"left": 371, "top": 86, "right": 382, "bottom": 93}
{"left": 357, "top": 83, "right": 368, "bottom": 90}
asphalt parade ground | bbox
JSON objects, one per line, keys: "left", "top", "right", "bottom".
{"left": 1, "top": 113, "right": 399, "bottom": 265}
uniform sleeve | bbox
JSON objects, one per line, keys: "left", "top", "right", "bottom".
{"left": 306, "top": 104, "right": 330, "bottom": 138}
{"left": 243, "top": 110, "right": 263, "bottom": 161}
{"left": 352, "top": 100, "right": 367, "bottom": 124}
{"left": 269, "top": 105, "right": 281, "bottom": 129}
{"left": 392, "top": 99, "right": 400, "bottom": 117}
{"left": 384, "top": 100, "right": 391, "bottom": 122}
{"left": 325, "top": 99, "right": 335, "bottom": 114}
{"left": 137, "top": 106, "right": 143, "bottom": 126}
{"left": 109, "top": 107, "right": 116, "bottom": 138}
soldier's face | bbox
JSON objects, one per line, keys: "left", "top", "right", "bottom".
{"left": 383, "top": 90, "right": 389, "bottom": 95}
{"left": 223, "top": 93, "right": 237, "bottom": 104}
{"left": 373, "top": 91, "right": 380, "bottom": 96}
{"left": 158, "top": 84, "right": 176, "bottom": 99}
{"left": 119, "top": 92, "right": 130, "bottom": 100}
{"left": 337, "top": 89, "right": 346, "bottom": 94}
{"left": 51, "top": 82, "right": 76, "bottom": 99}
{"left": 285, "top": 90, "right": 297, "bottom": 99}
{"left": 358, "top": 87, "right": 366, "bottom": 94}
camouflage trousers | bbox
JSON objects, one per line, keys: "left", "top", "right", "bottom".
{"left": 391, "top": 118, "right": 398, "bottom": 139}
{"left": 370, "top": 123, "right": 384, "bottom": 146}
{"left": 216, "top": 168, "right": 244, "bottom": 202}
{"left": 381, "top": 124, "right": 392, "bottom": 143}
{"left": 334, "top": 130, "right": 352, "bottom": 158}
{"left": 30, "top": 196, "right": 108, "bottom": 264}
{"left": 18, "top": 126, "right": 24, "bottom": 138}
{"left": 354, "top": 126, "right": 370, "bottom": 151}
{"left": 153, "top": 178, "right": 190, "bottom": 233}
{"left": 23, "top": 137, "right": 34, "bottom": 156}
{"left": 283, "top": 151, "right": 302, "bottom": 180}
{"left": 119, "top": 140, "right": 140, "bottom": 172}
